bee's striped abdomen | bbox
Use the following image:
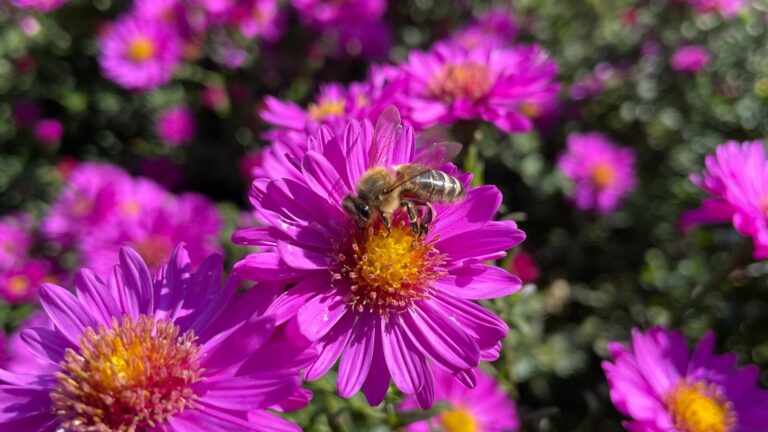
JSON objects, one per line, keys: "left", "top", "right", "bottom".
{"left": 408, "top": 170, "right": 465, "bottom": 203}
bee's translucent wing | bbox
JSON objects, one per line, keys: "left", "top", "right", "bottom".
{"left": 368, "top": 105, "right": 403, "bottom": 167}
{"left": 413, "top": 141, "right": 463, "bottom": 168}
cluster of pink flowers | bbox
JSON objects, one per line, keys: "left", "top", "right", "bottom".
{"left": 0, "top": 213, "right": 52, "bottom": 304}
{"left": 41, "top": 162, "right": 222, "bottom": 277}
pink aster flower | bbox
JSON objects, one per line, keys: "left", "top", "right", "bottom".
{"left": 156, "top": 106, "right": 196, "bottom": 147}
{"left": 291, "top": 0, "right": 386, "bottom": 27}
{"left": 0, "top": 259, "right": 49, "bottom": 304}
{"left": 400, "top": 367, "right": 519, "bottom": 432}
{"left": 231, "top": 0, "right": 285, "bottom": 42}
{"left": 603, "top": 327, "right": 768, "bottom": 431}
{"left": 399, "top": 42, "right": 559, "bottom": 133}
{"left": 558, "top": 132, "right": 637, "bottom": 214}
{"left": 0, "top": 244, "right": 309, "bottom": 431}
{"left": 99, "top": 14, "right": 182, "bottom": 91}
{"left": 11, "top": 0, "right": 67, "bottom": 13}
{"left": 2, "top": 312, "right": 57, "bottom": 375}
{"left": 0, "top": 213, "right": 34, "bottom": 270}
{"left": 234, "top": 107, "right": 524, "bottom": 407}
{"left": 33, "top": 118, "right": 64, "bottom": 147}
{"left": 450, "top": 7, "right": 518, "bottom": 49}
{"left": 687, "top": 0, "right": 747, "bottom": 17}
{"left": 80, "top": 192, "right": 222, "bottom": 277}
{"left": 681, "top": 140, "right": 768, "bottom": 259}
{"left": 671, "top": 45, "right": 711, "bottom": 74}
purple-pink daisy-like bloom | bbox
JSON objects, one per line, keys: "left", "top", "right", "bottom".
{"left": 687, "top": 0, "right": 747, "bottom": 17}
{"left": 2, "top": 312, "right": 57, "bottom": 375}
{"left": 450, "top": 7, "right": 518, "bottom": 50}
{"left": 33, "top": 118, "right": 64, "bottom": 147}
{"left": 681, "top": 140, "right": 768, "bottom": 259}
{"left": 156, "top": 106, "right": 196, "bottom": 147}
{"left": 558, "top": 132, "right": 637, "bottom": 214}
{"left": 233, "top": 107, "right": 524, "bottom": 407}
{"left": 0, "top": 259, "right": 50, "bottom": 304}
{"left": 11, "top": 0, "right": 67, "bottom": 13}
{"left": 291, "top": 0, "right": 386, "bottom": 27}
{"left": 231, "top": 0, "right": 285, "bottom": 42}
{"left": 603, "top": 327, "right": 768, "bottom": 431}
{"left": 0, "top": 244, "right": 310, "bottom": 431}
{"left": 671, "top": 45, "right": 711, "bottom": 74}
{"left": 0, "top": 213, "right": 34, "bottom": 270}
{"left": 400, "top": 367, "right": 519, "bottom": 432}
{"left": 99, "top": 14, "right": 182, "bottom": 91}
{"left": 399, "top": 42, "right": 559, "bottom": 133}
{"left": 80, "top": 192, "right": 222, "bottom": 277}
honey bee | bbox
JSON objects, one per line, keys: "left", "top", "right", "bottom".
{"left": 342, "top": 107, "right": 465, "bottom": 237}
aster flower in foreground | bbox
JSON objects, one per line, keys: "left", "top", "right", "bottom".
{"left": 603, "top": 327, "right": 768, "bottom": 431}
{"left": 99, "top": 14, "right": 182, "bottom": 90}
{"left": 1, "top": 312, "right": 57, "bottom": 375}
{"left": 558, "top": 132, "right": 636, "bottom": 214}
{"left": 400, "top": 367, "right": 519, "bottom": 432}
{"left": 681, "top": 140, "right": 768, "bottom": 259}
{"left": 0, "top": 244, "right": 309, "bottom": 431}
{"left": 399, "top": 41, "right": 558, "bottom": 133}
{"left": 234, "top": 107, "right": 524, "bottom": 407}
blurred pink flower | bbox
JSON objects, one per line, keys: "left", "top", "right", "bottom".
{"left": 231, "top": 0, "right": 285, "bottom": 42}
{"left": 0, "top": 259, "right": 49, "bottom": 304}
{"left": 558, "top": 132, "right": 637, "bottom": 214}
{"left": 156, "top": 106, "right": 196, "bottom": 147}
{"left": 671, "top": 45, "right": 711, "bottom": 73}
{"left": 291, "top": 0, "right": 385, "bottom": 27}
{"left": 450, "top": 7, "right": 518, "bottom": 49}
{"left": 99, "top": 14, "right": 182, "bottom": 90}
{"left": 603, "top": 327, "right": 768, "bottom": 431}
{"left": 510, "top": 251, "right": 540, "bottom": 284}
{"left": 11, "top": 0, "right": 67, "bottom": 13}
{"left": 688, "top": 0, "right": 747, "bottom": 17}
{"left": 400, "top": 367, "right": 519, "bottom": 432}
{"left": 399, "top": 42, "right": 559, "bottom": 132}
{"left": 682, "top": 140, "right": 768, "bottom": 259}
{"left": 33, "top": 118, "right": 64, "bottom": 147}
{"left": 0, "top": 213, "right": 34, "bottom": 270}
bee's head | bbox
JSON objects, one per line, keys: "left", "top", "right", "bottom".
{"left": 342, "top": 194, "right": 372, "bottom": 223}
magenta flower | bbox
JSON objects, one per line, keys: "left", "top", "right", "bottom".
{"left": 234, "top": 107, "right": 524, "bottom": 407}
{"left": 33, "top": 118, "right": 64, "bottom": 147}
{"left": 231, "top": 0, "right": 285, "bottom": 42}
{"left": 510, "top": 251, "right": 540, "bottom": 284}
{"left": 80, "top": 192, "right": 222, "bottom": 276}
{"left": 11, "top": 0, "right": 67, "bottom": 12}
{"left": 400, "top": 367, "right": 519, "bottom": 432}
{"left": 681, "top": 140, "right": 768, "bottom": 259}
{"left": 558, "top": 132, "right": 637, "bottom": 214}
{"left": 2, "top": 312, "right": 57, "bottom": 375}
{"left": 687, "top": 0, "right": 747, "bottom": 17}
{"left": 603, "top": 327, "right": 768, "bottom": 431}
{"left": 291, "top": 0, "right": 386, "bottom": 27}
{"left": 156, "top": 106, "right": 196, "bottom": 147}
{"left": 450, "top": 7, "right": 518, "bottom": 49}
{"left": 0, "top": 260, "right": 49, "bottom": 304}
{"left": 0, "top": 213, "right": 33, "bottom": 270}
{"left": 99, "top": 14, "right": 182, "bottom": 90}
{"left": 0, "top": 244, "right": 309, "bottom": 431}
{"left": 399, "top": 42, "right": 559, "bottom": 133}
{"left": 671, "top": 45, "right": 711, "bottom": 74}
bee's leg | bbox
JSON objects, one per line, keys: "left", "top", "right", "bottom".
{"left": 379, "top": 212, "right": 392, "bottom": 235}
{"left": 410, "top": 201, "right": 434, "bottom": 238}
{"left": 402, "top": 201, "right": 421, "bottom": 236}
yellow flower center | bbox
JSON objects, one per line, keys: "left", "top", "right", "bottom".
{"left": 51, "top": 315, "right": 203, "bottom": 431}
{"left": 6, "top": 275, "right": 30, "bottom": 296}
{"left": 666, "top": 381, "right": 736, "bottom": 432}
{"left": 308, "top": 100, "right": 346, "bottom": 121}
{"left": 71, "top": 195, "right": 93, "bottom": 217}
{"left": 121, "top": 200, "right": 141, "bottom": 217}
{"left": 133, "top": 235, "right": 174, "bottom": 271}
{"left": 440, "top": 407, "right": 479, "bottom": 432}
{"left": 127, "top": 36, "right": 156, "bottom": 63}
{"left": 334, "top": 221, "right": 445, "bottom": 315}
{"left": 519, "top": 101, "right": 541, "bottom": 119}
{"left": 590, "top": 163, "right": 616, "bottom": 190}
{"left": 429, "top": 62, "right": 493, "bottom": 102}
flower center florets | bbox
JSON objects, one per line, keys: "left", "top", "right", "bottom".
{"left": 590, "top": 162, "right": 616, "bottom": 190}
{"left": 128, "top": 36, "right": 156, "bottom": 63}
{"left": 666, "top": 381, "right": 735, "bottom": 432}
{"left": 333, "top": 221, "right": 445, "bottom": 315}
{"left": 440, "top": 407, "right": 479, "bottom": 432}
{"left": 51, "top": 315, "right": 203, "bottom": 431}
{"left": 308, "top": 99, "right": 346, "bottom": 121}
{"left": 429, "top": 62, "right": 493, "bottom": 102}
